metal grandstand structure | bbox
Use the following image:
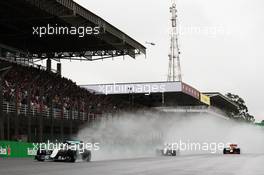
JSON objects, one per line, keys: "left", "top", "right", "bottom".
{"left": 0, "top": 0, "right": 146, "bottom": 62}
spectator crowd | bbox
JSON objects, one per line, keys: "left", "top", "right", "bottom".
{"left": 1, "top": 60, "right": 115, "bottom": 115}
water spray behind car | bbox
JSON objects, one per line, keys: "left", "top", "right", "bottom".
{"left": 78, "top": 111, "right": 264, "bottom": 161}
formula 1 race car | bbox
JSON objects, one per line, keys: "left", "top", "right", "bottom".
{"left": 35, "top": 140, "right": 91, "bottom": 162}
{"left": 223, "top": 144, "right": 241, "bottom": 154}
{"left": 156, "top": 143, "right": 177, "bottom": 156}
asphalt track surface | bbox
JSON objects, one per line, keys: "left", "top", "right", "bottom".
{"left": 1, "top": 154, "right": 263, "bottom": 175}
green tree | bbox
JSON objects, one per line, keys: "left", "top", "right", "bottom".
{"left": 226, "top": 93, "right": 255, "bottom": 122}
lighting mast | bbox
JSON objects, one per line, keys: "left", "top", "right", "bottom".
{"left": 167, "top": 0, "right": 182, "bottom": 82}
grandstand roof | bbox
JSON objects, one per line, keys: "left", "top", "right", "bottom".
{"left": 82, "top": 81, "right": 183, "bottom": 95}
{"left": 203, "top": 92, "right": 239, "bottom": 113}
{"left": 0, "top": 0, "right": 146, "bottom": 60}
{"left": 82, "top": 82, "right": 239, "bottom": 114}
{"left": 81, "top": 81, "right": 203, "bottom": 107}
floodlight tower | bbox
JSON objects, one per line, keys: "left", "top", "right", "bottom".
{"left": 167, "top": 0, "right": 182, "bottom": 82}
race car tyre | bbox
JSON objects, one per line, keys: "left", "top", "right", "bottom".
{"left": 223, "top": 148, "right": 226, "bottom": 154}
{"left": 82, "top": 150, "right": 91, "bottom": 162}
{"left": 70, "top": 154, "right": 77, "bottom": 162}
{"left": 236, "top": 149, "right": 240, "bottom": 154}
{"left": 68, "top": 150, "right": 77, "bottom": 162}
{"left": 36, "top": 150, "right": 46, "bottom": 161}
{"left": 171, "top": 150, "right": 177, "bottom": 156}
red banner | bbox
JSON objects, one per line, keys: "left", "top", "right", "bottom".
{"left": 181, "top": 83, "right": 200, "bottom": 100}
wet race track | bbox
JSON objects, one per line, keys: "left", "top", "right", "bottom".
{"left": 1, "top": 154, "right": 264, "bottom": 175}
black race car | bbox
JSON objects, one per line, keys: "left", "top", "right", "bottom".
{"left": 35, "top": 140, "right": 91, "bottom": 162}
{"left": 156, "top": 144, "right": 177, "bottom": 156}
{"left": 223, "top": 144, "right": 241, "bottom": 154}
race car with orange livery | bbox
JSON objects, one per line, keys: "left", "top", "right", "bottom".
{"left": 223, "top": 144, "right": 241, "bottom": 154}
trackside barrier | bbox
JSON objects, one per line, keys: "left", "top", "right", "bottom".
{"left": 0, "top": 141, "right": 36, "bottom": 158}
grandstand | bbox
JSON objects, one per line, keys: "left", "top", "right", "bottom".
{"left": 0, "top": 0, "right": 145, "bottom": 142}
{"left": 82, "top": 82, "right": 239, "bottom": 118}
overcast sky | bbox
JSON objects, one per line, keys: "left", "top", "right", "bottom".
{"left": 57, "top": 0, "right": 264, "bottom": 121}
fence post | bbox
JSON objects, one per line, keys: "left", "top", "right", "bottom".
{"left": 69, "top": 108, "right": 73, "bottom": 136}
{"left": 60, "top": 105, "right": 64, "bottom": 141}
{"left": 0, "top": 77, "right": 4, "bottom": 140}
{"left": 38, "top": 89, "right": 44, "bottom": 143}
{"left": 27, "top": 89, "right": 32, "bottom": 142}
{"left": 6, "top": 113, "right": 10, "bottom": 140}
{"left": 49, "top": 96, "right": 54, "bottom": 141}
